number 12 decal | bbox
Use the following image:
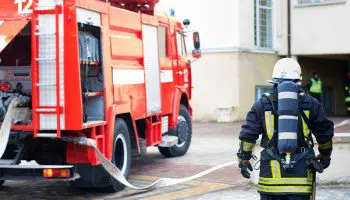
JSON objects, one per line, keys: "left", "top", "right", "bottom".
{"left": 15, "top": 0, "right": 33, "bottom": 14}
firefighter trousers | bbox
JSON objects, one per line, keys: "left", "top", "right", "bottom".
{"left": 260, "top": 194, "right": 310, "bottom": 200}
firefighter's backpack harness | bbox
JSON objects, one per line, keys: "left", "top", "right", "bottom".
{"left": 261, "top": 81, "right": 317, "bottom": 171}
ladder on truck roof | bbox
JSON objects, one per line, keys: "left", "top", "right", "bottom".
{"left": 107, "top": 0, "right": 159, "bottom": 14}
{"left": 32, "top": 2, "right": 64, "bottom": 138}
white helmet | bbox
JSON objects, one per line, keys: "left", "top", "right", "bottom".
{"left": 269, "top": 58, "right": 302, "bottom": 83}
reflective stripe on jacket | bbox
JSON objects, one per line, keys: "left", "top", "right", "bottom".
{"left": 258, "top": 158, "right": 313, "bottom": 194}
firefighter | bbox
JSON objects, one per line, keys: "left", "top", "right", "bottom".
{"left": 308, "top": 72, "right": 322, "bottom": 102}
{"left": 345, "top": 72, "right": 350, "bottom": 115}
{"left": 237, "top": 58, "right": 334, "bottom": 200}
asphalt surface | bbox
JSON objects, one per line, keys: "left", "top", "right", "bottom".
{"left": 0, "top": 121, "right": 350, "bottom": 200}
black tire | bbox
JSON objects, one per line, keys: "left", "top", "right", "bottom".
{"left": 159, "top": 105, "right": 192, "bottom": 157}
{"left": 106, "top": 118, "right": 132, "bottom": 192}
{"left": 0, "top": 180, "right": 4, "bottom": 187}
{"left": 70, "top": 118, "right": 132, "bottom": 192}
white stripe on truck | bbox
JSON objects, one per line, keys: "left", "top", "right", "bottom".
{"left": 113, "top": 69, "right": 145, "bottom": 85}
{"left": 160, "top": 70, "right": 173, "bottom": 83}
{"left": 112, "top": 69, "right": 173, "bottom": 85}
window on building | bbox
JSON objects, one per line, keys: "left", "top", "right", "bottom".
{"left": 176, "top": 32, "right": 186, "bottom": 56}
{"left": 296, "top": 0, "right": 346, "bottom": 6}
{"left": 158, "top": 26, "right": 167, "bottom": 57}
{"left": 255, "top": 86, "right": 273, "bottom": 102}
{"left": 254, "top": 0, "right": 273, "bottom": 49}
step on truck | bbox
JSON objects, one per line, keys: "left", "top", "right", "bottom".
{"left": 0, "top": 0, "right": 201, "bottom": 191}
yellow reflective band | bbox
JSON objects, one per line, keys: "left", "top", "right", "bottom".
{"left": 270, "top": 160, "right": 281, "bottom": 178}
{"left": 346, "top": 97, "right": 350, "bottom": 102}
{"left": 347, "top": 107, "right": 350, "bottom": 111}
{"left": 259, "top": 177, "right": 312, "bottom": 185}
{"left": 319, "top": 141, "right": 332, "bottom": 149}
{"left": 270, "top": 160, "right": 275, "bottom": 178}
{"left": 276, "top": 161, "right": 281, "bottom": 178}
{"left": 260, "top": 176, "right": 313, "bottom": 182}
{"left": 240, "top": 140, "right": 255, "bottom": 152}
{"left": 258, "top": 185, "right": 312, "bottom": 194}
{"left": 302, "top": 110, "right": 311, "bottom": 145}
{"left": 265, "top": 111, "right": 274, "bottom": 140}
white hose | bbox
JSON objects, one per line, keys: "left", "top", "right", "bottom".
{"left": 0, "top": 98, "right": 20, "bottom": 158}
{"left": 64, "top": 136, "right": 236, "bottom": 190}
{"left": 0, "top": 102, "right": 236, "bottom": 190}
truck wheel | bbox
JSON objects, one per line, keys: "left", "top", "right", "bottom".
{"left": 159, "top": 105, "right": 192, "bottom": 157}
{"left": 0, "top": 180, "right": 4, "bottom": 186}
{"left": 107, "top": 118, "right": 132, "bottom": 192}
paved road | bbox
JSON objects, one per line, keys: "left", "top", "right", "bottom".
{"left": 1, "top": 122, "right": 350, "bottom": 199}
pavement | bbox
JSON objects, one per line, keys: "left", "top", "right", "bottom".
{"left": 0, "top": 120, "right": 350, "bottom": 199}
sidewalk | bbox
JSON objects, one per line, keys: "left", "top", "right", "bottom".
{"left": 0, "top": 121, "right": 349, "bottom": 199}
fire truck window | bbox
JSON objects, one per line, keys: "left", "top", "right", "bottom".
{"left": 158, "top": 26, "right": 167, "bottom": 57}
{"left": 176, "top": 32, "right": 186, "bottom": 57}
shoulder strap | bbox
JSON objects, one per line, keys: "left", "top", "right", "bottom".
{"left": 262, "top": 93, "right": 278, "bottom": 148}
{"left": 262, "top": 93, "right": 277, "bottom": 114}
{"left": 299, "top": 93, "right": 311, "bottom": 126}
{"left": 298, "top": 92, "right": 314, "bottom": 148}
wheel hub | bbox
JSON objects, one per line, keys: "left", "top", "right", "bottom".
{"left": 177, "top": 116, "right": 188, "bottom": 147}
{"left": 114, "top": 134, "right": 127, "bottom": 175}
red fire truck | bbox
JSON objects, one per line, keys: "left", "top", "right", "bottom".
{"left": 0, "top": 0, "right": 201, "bottom": 191}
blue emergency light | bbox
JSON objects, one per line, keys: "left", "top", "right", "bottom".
{"left": 170, "top": 9, "right": 175, "bottom": 16}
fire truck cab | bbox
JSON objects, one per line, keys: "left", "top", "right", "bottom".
{"left": 0, "top": 0, "right": 201, "bottom": 191}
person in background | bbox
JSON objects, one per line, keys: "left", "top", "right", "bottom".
{"left": 345, "top": 72, "right": 350, "bottom": 115}
{"left": 308, "top": 72, "right": 322, "bottom": 102}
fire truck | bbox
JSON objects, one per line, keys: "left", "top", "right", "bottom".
{"left": 0, "top": 0, "right": 201, "bottom": 191}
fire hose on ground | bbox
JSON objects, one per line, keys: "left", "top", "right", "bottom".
{"left": 0, "top": 98, "right": 348, "bottom": 190}
{"left": 0, "top": 98, "right": 236, "bottom": 190}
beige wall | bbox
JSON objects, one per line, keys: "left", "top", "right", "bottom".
{"left": 191, "top": 53, "right": 240, "bottom": 122}
{"left": 275, "top": 0, "right": 288, "bottom": 55}
{"left": 191, "top": 52, "right": 278, "bottom": 122}
{"left": 237, "top": 53, "right": 278, "bottom": 119}
{"left": 238, "top": 0, "right": 255, "bottom": 49}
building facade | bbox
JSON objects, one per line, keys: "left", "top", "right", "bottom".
{"left": 276, "top": 0, "right": 349, "bottom": 116}
{"left": 156, "top": 0, "right": 349, "bottom": 122}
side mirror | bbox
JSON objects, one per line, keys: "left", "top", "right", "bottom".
{"left": 183, "top": 19, "right": 190, "bottom": 28}
{"left": 192, "top": 32, "right": 201, "bottom": 58}
{"left": 193, "top": 32, "right": 200, "bottom": 49}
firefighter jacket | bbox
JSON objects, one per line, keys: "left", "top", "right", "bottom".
{"left": 237, "top": 87, "right": 334, "bottom": 195}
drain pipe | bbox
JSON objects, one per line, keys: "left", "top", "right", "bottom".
{"left": 287, "top": 0, "right": 291, "bottom": 58}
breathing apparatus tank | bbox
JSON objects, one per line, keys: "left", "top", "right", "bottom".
{"left": 277, "top": 81, "right": 299, "bottom": 169}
